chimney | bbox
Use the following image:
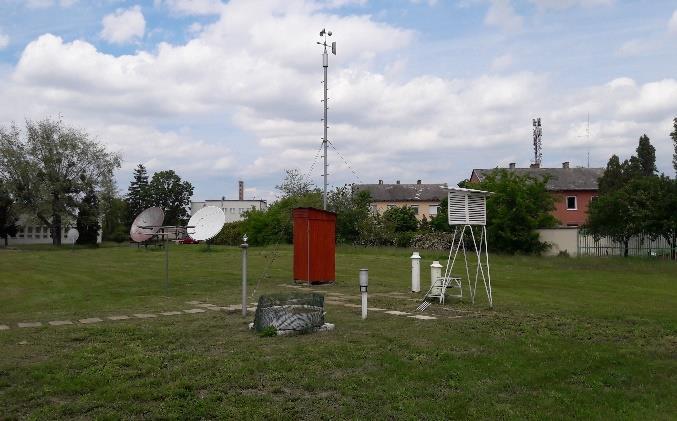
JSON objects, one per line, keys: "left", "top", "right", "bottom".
{"left": 530, "top": 163, "right": 540, "bottom": 169}
{"left": 378, "top": 179, "right": 383, "bottom": 185}
{"left": 562, "top": 161, "right": 570, "bottom": 169}
{"left": 396, "top": 180, "right": 400, "bottom": 184}
{"left": 417, "top": 179, "right": 421, "bottom": 184}
{"left": 509, "top": 162, "right": 516, "bottom": 169}
{"left": 238, "top": 180, "right": 244, "bottom": 200}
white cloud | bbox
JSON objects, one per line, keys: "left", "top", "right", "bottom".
{"left": 528, "top": 0, "right": 614, "bottom": 10}
{"left": 485, "top": 0, "right": 523, "bottom": 33}
{"left": 0, "top": 32, "right": 9, "bottom": 50}
{"left": 669, "top": 10, "right": 677, "bottom": 34}
{"left": 616, "top": 39, "right": 652, "bottom": 57}
{"left": 155, "top": 0, "right": 225, "bottom": 15}
{"left": 24, "top": 0, "right": 78, "bottom": 8}
{"left": 101, "top": 6, "right": 146, "bottom": 44}
{"left": 491, "top": 53, "right": 513, "bottom": 71}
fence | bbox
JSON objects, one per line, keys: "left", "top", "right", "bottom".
{"left": 577, "top": 231, "right": 675, "bottom": 258}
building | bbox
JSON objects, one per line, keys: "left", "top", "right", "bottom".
{"left": 469, "top": 162, "right": 604, "bottom": 227}
{"left": 4, "top": 214, "right": 101, "bottom": 246}
{"left": 190, "top": 181, "right": 267, "bottom": 223}
{"left": 352, "top": 180, "right": 448, "bottom": 221}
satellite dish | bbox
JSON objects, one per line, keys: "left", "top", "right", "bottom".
{"left": 187, "top": 206, "right": 225, "bottom": 241}
{"left": 130, "top": 207, "right": 164, "bottom": 242}
{"left": 67, "top": 228, "right": 79, "bottom": 244}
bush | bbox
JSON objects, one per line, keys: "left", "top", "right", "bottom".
{"left": 212, "top": 221, "right": 245, "bottom": 246}
{"left": 411, "top": 231, "right": 455, "bottom": 250}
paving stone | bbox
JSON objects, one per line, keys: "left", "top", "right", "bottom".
{"left": 186, "top": 300, "right": 202, "bottom": 305}
{"left": 133, "top": 313, "right": 157, "bottom": 319}
{"left": 325, "top": 300, "right": 344, "bottom": 305}
{"left": 160, "top": 311, "right": 183, "bottom": 316}
{"left": 247, "top": 307, "right": 257, "bottom": 312}
{"left": 0, "top": 325, "right": 10, "bottom": 331}
{"left": 18, "top": 322, "right": 42, "bottom": 328}
{"left": 183, "top": 308, "right": 206, "bottom": 314}
{"left": 48, "top": 320, "right": 73, "bottom": 326}
{"left": 342, "top": 303, "right": 361, "bottom": 308}
{"left": 108, "top": 315, "right": 130, "bottom": 321}
{"left": 384, "top": 311, "right": 411, "bottom": 316}
{"left": 79, "top": 318, "right": 103, "bottom": 324}
{"left": 408, "top": 315, "right": 437, "bottom": 320}
{"left": 368, "top": 307, "right": 387, "bottom": 311}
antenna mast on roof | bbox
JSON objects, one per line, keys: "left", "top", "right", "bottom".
{"left": 317, "top": 28, "right": 336, "bottom": 210}
{"left": 532, "top": 118, "right": 542, "bottom": 167}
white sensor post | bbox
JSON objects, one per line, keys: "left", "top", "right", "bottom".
{"left": 411, "top": 251, "right": 421, "bottom": 292}
{"left": 359, "top": 269, "right": 368, "bottom": 320}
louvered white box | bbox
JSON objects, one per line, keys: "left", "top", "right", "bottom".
{"left": 447, "top": 187, "right": 491, "bottom": 226}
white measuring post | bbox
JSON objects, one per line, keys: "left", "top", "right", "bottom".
{"left": 410, "top": 251, "right": 421, "bottom": 292}
{"left": 241, "top": 234, "right": 249, "bottom": 317}
{"left": 359, "top": 269, "right": 368, "bottom": 320}
{"left": 430, "top": 260, "right": 442, "bottom": 288}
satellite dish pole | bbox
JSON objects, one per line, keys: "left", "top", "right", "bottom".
{"left": 317, "top": 29, "right": 336, "bottom": 210}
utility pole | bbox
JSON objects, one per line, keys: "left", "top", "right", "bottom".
{"left": 317, "top": 29, "right": 336, "bottom": 210}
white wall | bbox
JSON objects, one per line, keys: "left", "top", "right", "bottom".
{"left": 537, "top": 227, "right": 578, "bottom": 256}
{"left": 190, "top": 200, "right": 267, "bottom": 223}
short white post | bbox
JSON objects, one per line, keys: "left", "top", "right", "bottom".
{"left": 410, "top": 251, "right": 421, "bottom": 292}
{"left": 359, "top": 269, "right": 368, "bottom": 320}
{"left": 241, "top": 235, "right": 249, "bottom": 317}
{"left": 430, "top": 260, "right": 442, "bottom": 288}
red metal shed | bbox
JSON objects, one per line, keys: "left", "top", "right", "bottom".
{"left": 293, "top": 207, "right": 336, "bottom": 284}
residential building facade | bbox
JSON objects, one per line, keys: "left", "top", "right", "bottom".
{"left": 470, "top": 162, "right": 604, "bottom": 227}
{"left": 352, "top": 180, "right": 448, "bottom": 221}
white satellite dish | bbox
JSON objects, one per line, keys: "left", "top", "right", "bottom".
{"left": 67, "top": 228, "right": 79, "bottom": 244}
{"left": 187, "top": 206, "right": 225, "bottom": 241}
{"left": 130, "top": 207, "right": 165, "bottom": 242}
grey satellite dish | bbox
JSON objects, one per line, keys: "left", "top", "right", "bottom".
{"left": 187, "top": 206, "right": 225, "bottom": 241}
{"left": 130, "top": 207, "right": 165, "bottom": 242}
{"left": 67, "top": 228, "right": 79, "bottom": 244}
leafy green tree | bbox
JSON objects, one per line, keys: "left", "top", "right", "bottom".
{"left": 430, "top": 197, "right": 451, "bottom": 232}
{"left": 382, "top": 206, "right": 418, "bottom": 233}
{"left": 636, "top": 134, "right": 656, "bottom": 177}
{"left": 640, "top": 176, "right": 677, "bottom": 259}
{"left": 126, "top": 163, "right": 150, "bottom": 223}
{"left": 0, "top": 118, "right": 121, "bottom": 245}
{"left": 328, "top": 186, "right": 371, "bottom": 243}
{"left": 0, "top": 180, "right": 18, "bottom": 247}
{"left": 598, "top": 155, "right": 625, "bottom": 194}
{"left": 148, "top": 170, "right": 194, "bottom": 226}
{"left": 76, "top": 188, "right": 100, "bottom": 245}
{"left": 470, "top": 169, "right": 557, "bottom": 254}
{"left": 102, "top": 196, "right": 129, "bottom": 242}
{"left": 671, "top": 117, "right": 677, "bottom": 175}
{"left": 275, "top": 169, "right": 319, "bottom": 198}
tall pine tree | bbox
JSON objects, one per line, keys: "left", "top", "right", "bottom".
{"left": 636, "top": 134, "right": 656, "bottom": 177}
{"left": 126, "top": 163, "right": 150, "bottom": 224}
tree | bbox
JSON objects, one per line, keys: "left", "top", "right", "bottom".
{"left": 430, "top": 197, "right": 451, "bottom": 232}
{"left": 0, "top": 119, "right": 121, "bottom": 245}
{"left": 328, "top": 186, "right": 371, "bottom": 243}
{"left": 148, "top": 170, "right": 194, "bottom": 226}
{"left": 75, "top": 188, "right": 100, "bottom": 245}
{"left": 0, "top": 180, "right": 18, "bottom": 247}
{"left": 671, "top": 117, "right": 677, "bottom": 175}
{"left": 470, "top": 169, "right": 557, "bottom": 254}
{"left": 598, "top": 155, "right": 625, "bottom": 194}
{"left": 636, "top": 134, "right": 656, "bottom": 177}
{"left": 382, "top": 206, "right": 418, "bottom": 233}
{"left": 275, "top": 169, "right": 319, "bottom": 198}
{"left": 126, "top": 164, "right": 150, "bottom": 224}
{"left": 102, "top": 196, "right": 129, "bottom": 243}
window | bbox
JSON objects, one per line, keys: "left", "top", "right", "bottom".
{"left": 566, "top": 196, "right": 577, "bottom": 210}
{"left": 43, "top": 226, "right": 49, "bottom": 239}
{"left": 230, "top": 208, "right": 236, "bottom": 213}
{"left": 410, "top": 205, "right": 419, "bottom": 215}
{"left": 27, "top": 226, "right": 33, "bottom": 238}
{"left": 591, "top": 195, "right": 599, "bottom": 203}
{"left": 239, "top": 208, "right": 245, "bottom": 214}
{"left": 429, "top": 204, "right": 439, "bottom": 216}
{"left": 17, "top": 227, "right": 24, "bottom": 238}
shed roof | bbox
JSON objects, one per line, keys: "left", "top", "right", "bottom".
{"left": 471, "top": 167, "right": 604, "bottom": 191}
{"left": 352, "top": 183, "right": 449, "bottom": 202}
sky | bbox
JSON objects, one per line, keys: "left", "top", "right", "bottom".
{"left": 0, "top": 0, "right": 676, "bottom": 202}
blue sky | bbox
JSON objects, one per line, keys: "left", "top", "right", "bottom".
{"left": 1, "top": 0, "right": 676, "bottom": 201}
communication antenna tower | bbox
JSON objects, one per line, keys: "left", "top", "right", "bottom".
{"left": 577, "top": 113, "right": 591, "bottom": 168}
{"left": 532, "top": 117, "right": 542, "bottom": 167}
{"left": 317, "top": 29, "right": 336, "bottom": 210}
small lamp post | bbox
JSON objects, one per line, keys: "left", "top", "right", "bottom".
{"left": 359, "top": 269, "right": 368, "bottom": 320}
{"left": 241, "top": 234, "right": 249, "bottom": 317}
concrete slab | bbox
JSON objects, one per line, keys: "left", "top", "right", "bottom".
{"left": 384, "top": 311, "right": 411, "bottom": 316}
{"left": 0, "top": 324, "right": 10, "bottom": 330}
{"left": 183, "top": 308, "right": 206, "bottom": 314}
{"left": 79, "top": 318, "right": 103, "bottom": 324}
{"left": 18, "top": 322, "right": 42, "bottom": 328}
{"left": 133, "top": 313, "right": 157, "bottom": 319}
{"left": 48, "top": 320, "right": 73, "bottom": 326}
{"left": 368, "top": 307, "right": 387, "bottom": 311}
{"left": 159, "top": 311, "right": 183, "bottom": 316}
{"left": 342, "top": 303, "right": 361, "bottom": 308}
{"left": 408, "top": 315, "right": 437, "bottom": 320}
{"left": 107, "top": 315, "right": 130, "bottom": 321}
{"left": 186, "top": 300, "right": 202, "bottom": 305}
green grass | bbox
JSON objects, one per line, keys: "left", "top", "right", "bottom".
{"left": 0, "top": 243, "right": 675, "bottom": 419}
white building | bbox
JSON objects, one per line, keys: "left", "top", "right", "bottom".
{"left": 4, "top": 214, "right": 102, "bottom": 246}
{"left": 190, "top": 181, "right": 267, "bottom": 223}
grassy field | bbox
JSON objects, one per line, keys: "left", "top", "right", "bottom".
{"left": 0, "top": 243, "right": 675, "bottom": 419}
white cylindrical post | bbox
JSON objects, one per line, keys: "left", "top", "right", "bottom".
{"left": 359, "top": 269, "right": 368, "bottom": 320}
{"left": 430, "top": 260, "right": 442, "bottom": 288}
{"left": 411, "top": 251, "right": 421, "bottom": 292}
{"left": 241, "top": 235, "right": 249, "bottom": 317}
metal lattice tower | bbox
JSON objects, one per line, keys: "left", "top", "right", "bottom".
{"left": 317, "top": 29, "right": 336, "bottom": 210}
{"left": 532, "top": 117, "right": 542, "bottom": 167}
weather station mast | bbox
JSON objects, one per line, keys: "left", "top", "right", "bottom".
{"left": 532, "top": 117, "right": 542, "bottom": 167}
{"left": 317, "top": 28, "right": 336, "bottom": 210}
